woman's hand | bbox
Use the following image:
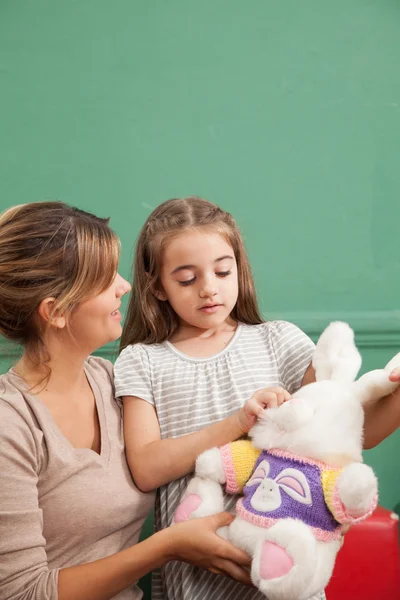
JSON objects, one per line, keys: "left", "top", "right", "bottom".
{"left": 237, "top": 386, "right": 291, "bottom": 433}
{"left": 164, "top": 512, "right": 252, "bottom": 585}
{"left": 389, "top": 368, "right": 400, "bottom": 383}
{"left": 340, "top": 524, "right": 351, "bottom": 548}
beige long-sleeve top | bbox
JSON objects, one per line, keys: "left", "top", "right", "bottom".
{"left": 0, "top": 356, "right": 155, "bottom": 600}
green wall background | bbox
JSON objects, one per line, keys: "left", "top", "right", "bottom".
{"left": 1, "top": 0, "right": 400, "bottom": 595}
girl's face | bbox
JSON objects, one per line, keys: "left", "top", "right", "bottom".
{"left": 67, "top": 273, "right": 131, "bottom": 352}
{"left": 159, "top": 229, "right": 239, "bottom": 330}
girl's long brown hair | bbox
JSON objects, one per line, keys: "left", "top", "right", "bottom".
{"left": 0, "top": 201, "right": 120, "bottom": 374}
{"left": 120, "top": 196, "right": 263, "bottom": 350}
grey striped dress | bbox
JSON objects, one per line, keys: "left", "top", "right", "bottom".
{"left": 114, "top": 321, "right": 326, "bottom": 600}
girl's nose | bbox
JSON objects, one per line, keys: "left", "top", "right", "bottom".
{"left": 199, "top": 281, "right": 217, "bottom": 299}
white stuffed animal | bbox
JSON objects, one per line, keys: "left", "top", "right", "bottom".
{"left": 173, "top": 322, "right": 400, "bottom": 600}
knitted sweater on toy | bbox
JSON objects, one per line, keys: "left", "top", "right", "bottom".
{"left": 220, "top": 442, "right": 377, "bottom": 542}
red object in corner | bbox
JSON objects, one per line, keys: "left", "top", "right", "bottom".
{"left": 325, "top": 506, "right": 400, "bottom": 600}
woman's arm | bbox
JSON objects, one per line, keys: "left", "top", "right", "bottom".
{"left": 301, "top": 362, "right": 315, "bottom": 386}
{"left": 0, "top": 403, "right": 251, "bottom": 600}
{"left": 363, "top": 373, "right": 400, "bottom": 448}
{"left": 123, "top": 387, "right": 288, "bottom": 493}
{"left": 58, "top": 513, "right": 251, "bottom": 600}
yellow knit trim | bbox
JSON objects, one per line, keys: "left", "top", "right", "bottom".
{"left": 230, "top": 440, "right": 261, "bottom": 490}
{"left": 322, "top": 469, "right": 342, "bottom": 515}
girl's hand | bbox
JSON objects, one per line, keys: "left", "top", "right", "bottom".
{"left": 389, "top": 368, "right": 400, "bottom": 383}
{"left": 237, "top": 386, "right": 291, "bottom": 433}
{"left": 165, "top": 512, "right": 252, "bottom": 585}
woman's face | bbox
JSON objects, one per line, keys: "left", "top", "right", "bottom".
{"left": 67, "top": 273, "right": 131, "bottom": 352}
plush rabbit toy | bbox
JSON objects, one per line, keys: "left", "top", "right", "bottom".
{"left": 173, "top": 322, "right": 400, "bottom": 600}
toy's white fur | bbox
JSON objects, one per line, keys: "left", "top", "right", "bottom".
{"left": 195, "top": 447, "right": 226, "bottom": 484}
{"left": 173, "top": 322, "right": 400, "bottom": 600}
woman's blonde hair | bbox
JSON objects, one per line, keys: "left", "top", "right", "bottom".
{"left": 121, "top": 196, "right": 263, "bottom": 349}
{"left": 0, "top": 201, "right": 120, "bottom": 370}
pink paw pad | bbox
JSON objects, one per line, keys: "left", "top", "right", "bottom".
{"left": 174, "top": 494, "right": 202, "bottom": 523}
{"left": 259, "top": 540, "right": 294, "bottom": 580}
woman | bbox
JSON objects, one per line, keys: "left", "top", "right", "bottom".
{"left": 0, "top": 201, "right": 251, "bottom": 600}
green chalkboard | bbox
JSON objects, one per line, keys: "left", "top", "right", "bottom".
{"left": 1, "top": 1, "right": 400, "bottom": 597}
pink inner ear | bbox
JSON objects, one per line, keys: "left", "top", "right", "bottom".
{"left": 252, "top": 467, "right": 266, "bottom": 479}
{"left": 276, "top": 476, "right": 305, "bottom": 497}
{"left": 247, "top": 467, "right": 267, "bottom": 486}
{"left": 246, "top": 478, "right": 264, "bottom": 488}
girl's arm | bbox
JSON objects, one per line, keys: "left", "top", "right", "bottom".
{"left": 123, "top": 387, "right": 289, "bottom": 492}
{"left": 363, "top": 368, "right": 400, "bottom": 448}
{"left": 58, "top": 513, "right": 251, "bottom": 600}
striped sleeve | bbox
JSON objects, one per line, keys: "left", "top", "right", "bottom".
{"left": 269, "top": 321, "right": 315, "bottom": 394}
{"left": 113, "top": 345, "right": 154, "bottom": 405}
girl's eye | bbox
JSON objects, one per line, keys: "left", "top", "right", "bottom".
{"left": 216, "top": 271, "right": 231, "bottom": 277}
{"left": 179, "top": 277, "right": 196, "bottom": 286}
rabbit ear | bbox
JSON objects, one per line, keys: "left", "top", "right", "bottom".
{"left": 384, "top": 352, "right": 400, "bottom": 374}
{"left": 246, "top": 460, "right": 270, "bottom": 487}
{"left": 354, "top": 369, "right": 399, "bottom": 406}
{"left": 312, "top": 322, "right": 361, "bottom": 383}
{"left": 354, "top": 351, "right": 400, "bottom": 405}
{"left": 276, "top": 468, "right": 312, "bottom": 505}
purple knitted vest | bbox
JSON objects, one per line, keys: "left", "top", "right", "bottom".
{"left": 236, "top": 449, "right": 341, "bottom": 540}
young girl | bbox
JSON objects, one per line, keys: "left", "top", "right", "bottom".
{"left": 0, "top": 201, "right": 256, "bottom": 600}
{"left": 114, "top": 197, "right": 322, "bottom": 600}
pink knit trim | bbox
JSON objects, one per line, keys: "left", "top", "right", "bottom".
{"left": 331, "top": 487, "right": 378, "bottom": 524}
{"left": 236, "top": 499, "right": 343, "bottom": 541}
{"left": 267, "top": 449, "right": 342, "bottom": 472}
{"left": 220, "top": 444, "right": 240, "bottom": 494}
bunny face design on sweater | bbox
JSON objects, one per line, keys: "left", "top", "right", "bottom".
{"left": 237, "top": 450, "right": 341, "bottom": 540}
{"left": 247, "top": 458, "right": 312, "bottom": 512}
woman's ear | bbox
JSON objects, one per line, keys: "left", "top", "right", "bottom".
{"left": 38, "top": 298, "right": 66, "bottom": 329}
